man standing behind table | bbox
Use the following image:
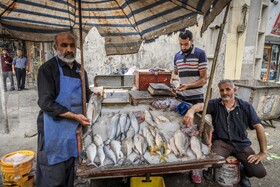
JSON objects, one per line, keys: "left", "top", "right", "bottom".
{"left": 36, "top": 32, "right": 92, "bottom": 187}
{"left": 1, "top": 48, "right": 15, "bottom": 91}
{"left": 172, "top": 30, "right": 208, "bottom": 183}
{"left": 13, "top": 49, "right": 28, "bottom": 91}
{"left": 184, "top": 79, "right": 267, "bottom": 187}
{"left": 173, "top": 30, "right": 208, "bottom": 105}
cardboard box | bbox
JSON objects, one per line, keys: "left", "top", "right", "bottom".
{"left": 135, "top": 69, "right": 172, "bottom": 91}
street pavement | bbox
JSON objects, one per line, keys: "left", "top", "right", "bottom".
{"left": 1, "top": 86, "right": 280, "bottom": 187}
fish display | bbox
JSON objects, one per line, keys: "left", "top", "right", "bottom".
{"left": 83, "top": 100, "right": 207, "bottom": 168}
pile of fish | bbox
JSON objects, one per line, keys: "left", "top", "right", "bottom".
{"left": 83, "top": 96, "right": 208, "bottom": 168}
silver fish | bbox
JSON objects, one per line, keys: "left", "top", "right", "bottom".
{"left": 133, "top": 134, "right": 147, "bottom": 156}
{"left": 103, "top": 143, "right": 117, "bottom": 165}
{"left": 106, "top": 113, "right": 120, "bottom": 141}
{"left": 126, "top": 125, "right": 135, "bottom": 139}
{"left": 110, "top": 140, "right": 123, "bottom": 161}
{"left": 144, "top": 109, "right": 157, "bottom": 127}
{"left": 124, "top": 117, "right": 131, "bottom": 134}
{"left": 121, "top": 137, "right": 133, "bottom": 157}
{"left": 133, "top": 134, "right": 149, "bottom": 164}
{"left": 174, "top": 130, "right": 187, "bottom": 158}
{"left": 170, "top": 136, "right": 180, "bottom": 157}
{"left": 93, "top": 134, "right": 103, "bottom": 147}
{"left": 86, "top": 143, "right": 98, "bottom": 167}
{"left": 119, "top": 113, "right": 128, "bottom": 140}
{"left": 97, "top": 146, "right": 105, "bottom": 167}
{"left": 129, "top": 112, "right": 139, "bottom": 134}
{"left": 190, "top": 136, "right": 202, "bottom": 160}
{"left": 86, "top": 94, "right": 102, "bottom": 125}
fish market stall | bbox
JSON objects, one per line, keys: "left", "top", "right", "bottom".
{"left": 76, "top": 95, "right": 225, "bottom": 180}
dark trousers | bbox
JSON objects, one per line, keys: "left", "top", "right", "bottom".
{"left": 212, "top": 140, "right": 267, "bottom": 178}
{"left": 36, "top": 133, "right": 75, "bottom": 187}
{"left": 2, "top": 71, "right": 14, "bottom": 91}
{"left": 15, "top": 68, "right": 26, "bottom": 89}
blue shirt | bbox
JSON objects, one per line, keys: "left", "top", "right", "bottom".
{"left": 13, "top": 56, "right": 28, "bottom": 69}
{"left": 207, "top": 98, "right": 261, "bottom": 151}
{"left": 173, "top": 46, "right": 207, "bottom": 100}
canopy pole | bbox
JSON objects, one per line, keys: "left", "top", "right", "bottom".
{"left": 0, "top": 66, "right": 9, "bottom": 133}
{"left": 199, "top": 4, "right": 230, "bottom": 145}
{"left": 77, "top": 0, "right": 86, "bottom": 162}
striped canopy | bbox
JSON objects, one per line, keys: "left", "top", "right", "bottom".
{"left": 0, "top": 0, "right": 231, "bottom": 55}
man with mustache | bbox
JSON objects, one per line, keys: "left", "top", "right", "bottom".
{"left": 184, "top": 79, "right": 267, "bottom": 187}
{"left": 36, "top": 32, "right": 92, "bottom": 187}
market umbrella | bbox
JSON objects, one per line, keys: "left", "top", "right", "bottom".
{"left": 0, "top": 0, "right": 231, "bottom": 149}
{"left": 0, "top": 0, "right": 231, "bottom": 55}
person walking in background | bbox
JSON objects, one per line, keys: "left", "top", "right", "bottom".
{"left": 1, "top": 48, "right": 15, "bottom": 92}
{"left": 184, "top": 79, "right": 267, "bottom": 187}
{"left": 13, "top": 49, "right": 28, "bottom": 91}
{"left": 36, "top": 32, "right": 92, "bottom": 187}
{"left": 172, "top": 30, "right": 208, "bottom": 183}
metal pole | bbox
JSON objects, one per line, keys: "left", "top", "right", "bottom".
{"left": 77, "top": 0, "right": 86, "bottom": 162}
{"left": 200, "top": 4, "right": 230, "bottom": 143}
{"left": 0, "top": 62, "right": 9, "bottom": 133}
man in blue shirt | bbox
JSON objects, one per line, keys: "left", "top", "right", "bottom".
{"left": 184, "top": 79, "right": 267, "bottom": 187}
{"left": 13, "top": 49, "right": 28, "bottom": 91}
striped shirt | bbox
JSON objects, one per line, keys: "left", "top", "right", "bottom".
{"left": 173, "top": 46, "right": 207, "bottom": 100}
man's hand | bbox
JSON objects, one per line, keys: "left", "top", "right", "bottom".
{"left": 176, "top": 84, "right": 188, "bottom": 92}
{"left": 74, "top": 114, "right": 90, "bottom": 126}
{"left": 247, "top": 152, "right": 267, "bottom": 164}
{"left": 183, "top": 109, "right": 194, "bottom": 126}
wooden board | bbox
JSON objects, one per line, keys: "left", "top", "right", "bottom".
{"left": 76, "top": 154, "right": 224, "bottom": 179}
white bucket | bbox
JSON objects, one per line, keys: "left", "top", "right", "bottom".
{"left": 215, "top": 156, "right": 240, "bottom": 187}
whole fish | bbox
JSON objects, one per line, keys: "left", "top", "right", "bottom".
{"left": 119, "top": 113, "right": 128, "bottom": 140}
{"left": 144, "top": 110, "right": 157, "bottom": 127}
{"left": 110, "top": 140, "right": 124, "bottom": 161}
{"left": 103, "top": 143, "right": 117, "bottom": 165}
{"left": 129, "top": 112, "right": 139, "bottom": 134}
{"left": 174, "top": 130, "right": 187, "bottom": 158}
{"left": 86, "top": 94, "right": 102, "bottom": 125}
{"left": 190, "top": 136, "right": 202, "bottom": 160}
{"left": 133, "top": 134, "right": 149, "bottom": 165}
{"left": 106, "top": 113, "right": 120, "bottom": 141}
{"left": 133, "top": 134, "right": 148, "bottom": 157}
{"left": 86, "top": 143, "right": 98, "bottom": 167}
{"left": 121, "top": 137, "right": 134, "bottom": 165}
{"left": 93, "top": 134, "right": 103, "bottom": 147}
{"left": 146, "top": 124, "right": 158, "bottom": 137}
{"left": 155, "top": 132, "right": 170, "bottom": 162}
{"left": 121, "top": 137, "right": 133, "bottom": 157}
{"left": 145, "top": 130, "right": 158, "bottom": 155}
{"left": 126, "top": 124, "right": 135, "bottom": 139}
{"left": 169, "top": 136, "right": 180, "bottom": 157}
{"left": 96, "top": 146, "right": 105, "bottom": 167}
{"left": 124, "top": 117, "right": 131, "bottom": 133}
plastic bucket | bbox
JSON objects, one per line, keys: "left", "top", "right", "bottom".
{"left": 215, "top": 156, "right": 240, "bottom": 187}
{"left": 0, "top": 150, "right": 35, "bottom": 184}
{"left": 130, "top": 176, "right": 165, "bottom": 187}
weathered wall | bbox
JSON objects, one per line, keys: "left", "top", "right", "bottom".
{"left": 78, "top": 13, "right": 227, "bottom": 100}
